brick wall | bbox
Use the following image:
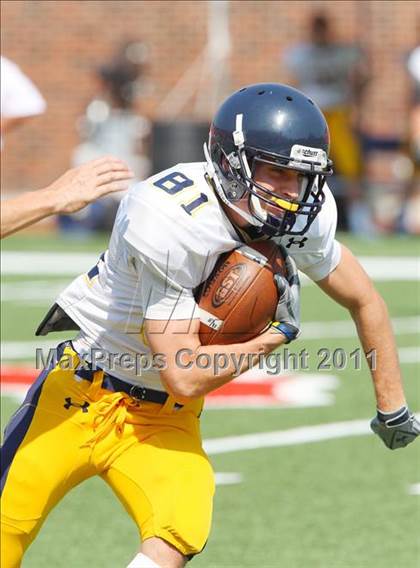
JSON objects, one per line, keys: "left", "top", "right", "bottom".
{"left": 1, "top": 0, "right": 418, "bottom": 191}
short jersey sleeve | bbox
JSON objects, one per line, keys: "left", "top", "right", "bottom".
{"left": 277, "top": 183, "right": 341, "bottom": 282}
{"left": 120, "top": 183, "right": 214, "bottom": 284}
{"left": 113, "top": 180, "right": 211, "bottom": 321}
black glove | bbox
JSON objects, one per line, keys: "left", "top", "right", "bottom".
{"left": 370, "top": 406, "right": 420, "bottom": 449}
{"left": 270, "top": 247, "right": 300, "bottom": 343}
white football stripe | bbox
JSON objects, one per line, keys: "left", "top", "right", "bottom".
{"left": 1, "top": 281, "right": 69, "bottom": 302}
{"left": 1, "top": 340, "right": 59, "bottom": 360}
{"left": 358, "top": 256, "right": 420, "bottom": 281}
{"left": 203, "top": 414, "right": 420, "bottom": 455}
{"left": 204, "top": 420, "right": 369, "bottom": 454}
{"left": 399, "top": 347, "right": 420, "bottom": 364}
{"left": 1, "top": 252, "right": 419, "bottom": 280}
{"left": 302, "top": 316, "right": 420, "bottom": 339}
{"left": 1, "top": 252, "right": 98, "bottom": 275}
{"left": 214, "top": 472, "right": 243, "bottom": 486}
{"left": 408, "top": 483, "right": 420, "bottom": 495}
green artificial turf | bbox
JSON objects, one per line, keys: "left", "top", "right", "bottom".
{"left": 1, "top": 234, "right": 419, "bottom": 567}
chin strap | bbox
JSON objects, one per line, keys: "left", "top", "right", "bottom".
{"left": 203, "top": 141, "right": 262, "bottom": 228}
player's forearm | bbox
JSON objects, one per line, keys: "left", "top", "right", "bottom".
{"left": 1, "top": 188, "right": 58, "bottom": 238}
{"left": 350, "top": 291, "right": 406, "bottom": 412}
{"left": 161, "top": 330, "right": 286, "bottom": 402}
{"left": 318, "top": 246, "right": 407, "bottom": 413}
{"left": 1, "top": 158, "right": 134, "bottom": 239}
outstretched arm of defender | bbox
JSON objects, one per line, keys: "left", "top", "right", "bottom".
{"left": 1, "top": 156, "right": 134, "bottom": 238}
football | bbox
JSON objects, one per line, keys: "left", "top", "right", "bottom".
{"left": 196, "top": 240, "right": 287, "bottom": 345}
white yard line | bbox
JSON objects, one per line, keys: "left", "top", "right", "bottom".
{"left": 302, "top": 316, "right": 419, "bottom": 339}
{"left": 204, "top": 420, "right": 369, "bottom": 454}
{"left": 203, "top": 414, "right": 420, "bottom": 455}
{"left": 408, "top": 484, "right": 420, "bottom": 495}
{"left": 399, "top": 347, "right": 420, "bottom": 364}
{"left": 214, "top": 472, "right": 243, "bottom": 486}
{"left": 1, "top": 340, "right": 60, "bottom": 360}
{"left": 1, "top": 252, "right": 419, "bottom": 280}
{"left": 1, "top": 281, "right": 69, "bottom": 302}
{"left": 1, "top": 252, "right": 98, "bottom": 275}
{"left": 358, "top": 256, "right": 419, "bottom": 281}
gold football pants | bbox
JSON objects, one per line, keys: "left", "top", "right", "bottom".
{"left": 1, "top": 343, "right": 214, "bottom": 567}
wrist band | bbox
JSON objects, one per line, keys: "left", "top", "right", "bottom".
{"left": 377, "top": 405, "right": 409, "bottom": 427}
{"left": 271, "top": 321, "right": 296, "bottom": 343}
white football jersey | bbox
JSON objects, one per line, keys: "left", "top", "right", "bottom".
{"left": 57, "top": 162, "right": 340, "bottom": 389}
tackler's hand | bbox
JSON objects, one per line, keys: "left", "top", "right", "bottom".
{"left": 48, "top": 156, "right": 135, "bottom": 215}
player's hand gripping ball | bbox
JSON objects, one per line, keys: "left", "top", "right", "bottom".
{"left": 269, "top": 249, "right": 301, "bottom": 343}
{"left": 196, "top": 241, "right": 287, "bottom": 345}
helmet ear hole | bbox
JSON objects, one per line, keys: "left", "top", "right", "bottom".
{"left": 221, "top": 154, "right": 229, "bottom": 173}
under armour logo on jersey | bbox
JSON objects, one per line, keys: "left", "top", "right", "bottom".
{"left": 64, "top": 397, "right": 90, "bottom": 413}
{"left": 285, "top": 237, "right": 308, "bottom": 249}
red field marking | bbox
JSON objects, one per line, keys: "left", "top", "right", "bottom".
{"left": 1, "top": 366, "right": 336, "bottom": 408}
{"left": 1, "top": 366, "right": 38, "bottom": 383}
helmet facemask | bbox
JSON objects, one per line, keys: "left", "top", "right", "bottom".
{"left": 234, "top": 149, "right": 328, "bottom": 236}
{"left": 205, "top": 119, "right": 331, "bottom": 236}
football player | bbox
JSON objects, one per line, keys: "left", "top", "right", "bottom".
{"left": 1, "top": 84, "right": 418, "bottom": 568}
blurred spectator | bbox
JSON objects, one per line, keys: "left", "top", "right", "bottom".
{"left": 64, "top": 40, "right": 151, "bottom": 233}
{"left": 283, "top": 12, "right": 371, "bottom": 233}
{"left": 398, "top": 38, "right": 420, "bottom": 234}
{"left": 407, "top": 43, "right": 420, "bottom": 98}
{"left": 0, "top": 55, "right": 46, "bottom": 148}
{"left": 364, "top": 150, "right": 413, "bottom": 233}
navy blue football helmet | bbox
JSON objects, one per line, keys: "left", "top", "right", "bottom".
{"left": 204, "top": 83, "right": 333, "bottom": 236}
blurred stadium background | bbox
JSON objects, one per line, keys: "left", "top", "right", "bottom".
{"left": 1, "top": 1, "right": 419, "bottom": 567}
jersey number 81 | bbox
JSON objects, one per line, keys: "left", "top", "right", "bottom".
{"left": 153, "top": 171, "right": 208, "bottom": 216}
